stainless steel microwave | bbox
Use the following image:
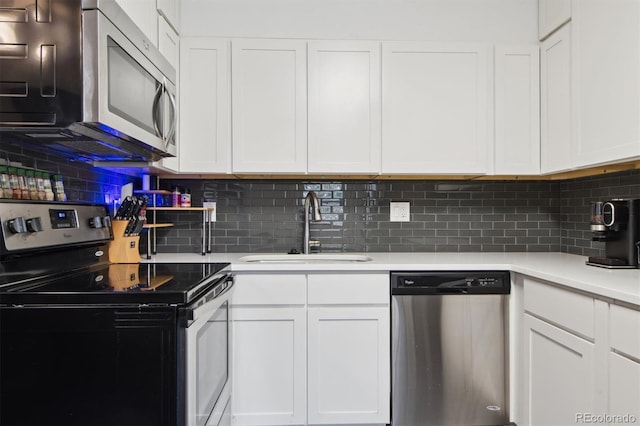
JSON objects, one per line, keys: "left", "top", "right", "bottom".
{"left": 0, "top": 0, "right": 177, "bottom": 162}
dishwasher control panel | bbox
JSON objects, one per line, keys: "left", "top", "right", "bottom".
{"left": 391, "top": 271, "right": 510, "bottom": 294}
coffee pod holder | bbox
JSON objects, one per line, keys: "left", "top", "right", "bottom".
{"left": 107, "top": 220, "right": 141, "bottom": 263}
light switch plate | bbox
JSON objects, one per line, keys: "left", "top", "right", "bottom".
{"left": 390, "top": 201, "right": 410, "bottom": 222}
{"left": 203, "top": 201, "right": 217, "bottom": 222}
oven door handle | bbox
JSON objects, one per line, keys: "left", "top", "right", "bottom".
{"left": 183, "top": 275, "right": 234, "bottom": 325}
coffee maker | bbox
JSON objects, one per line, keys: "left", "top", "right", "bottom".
{"left": 587, "top": 199, "right": 640, "bottom": 268}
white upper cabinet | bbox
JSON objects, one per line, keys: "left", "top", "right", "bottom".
{"left": 114, "top": 0, "right": 158, "bottom": 46}
{"left": 232, "top": 39, "right": 308, "bottom": 174}
{"left": 494, "top": 45, "right": 540, "bottom": 175}
{"left": 307, "top": 41, "right": 381, "bottom": 174}
{"left": 157, "top": 15, "right": 179, "bottom": 71}
{"left": 381, "top": 42, "right": 492, "bottom": 175}
{"left": 572, "top": 0, "right": 640, "bottom": 168}
{"left": 179, "top": 38, "right": 231, "bottom": 173}
{"left": 538, "top": 0, "right": 571, "bottom": 41}
{"left": 156, "top": 0, "right": 180, "bottom": 33}
{"left": 540, "top": 1, "right": 640, "bottom": 173}
{"left": 540, "top": 23, "right": 573, "bottom": 174}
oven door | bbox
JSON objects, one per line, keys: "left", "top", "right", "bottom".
{"left": 183, "top": 274, "right": 235, "bottom": 426}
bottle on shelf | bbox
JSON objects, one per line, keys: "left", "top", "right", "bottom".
{"left": 17, "top": 169, "right": 29, "bottom": 200}
{"left": 180, "top": 188, "right": 191, "bottom": 207}
{"left": 26, "top": 170, "right": 38, "bottom": 200}
{"left": 35, "top": 172, "right": 46, "bottom": 201}
{"left": 42, "top": 173, "right": 55, "bottom": 201}
{"left": 171, "top": 187, "right": 181, "bottom": 207}
{"left": 8, "top": 167, "right": 21, "bottom": 199}
{"left": 52, "top": 174, "right": 67, "bottom": 202}
{"left": 0, "top": 166, "right": 11, "bottom": 199}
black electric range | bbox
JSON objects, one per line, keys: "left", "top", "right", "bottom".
{"left": 0, "top": 200, "right": 233, "bottom": 426}
{"left": 1, "top": 261, "right": 230, "bottom": 305}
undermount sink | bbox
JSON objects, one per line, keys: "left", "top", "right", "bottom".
{"left": 240, "top": 254, "right": 373, "bottom": 263}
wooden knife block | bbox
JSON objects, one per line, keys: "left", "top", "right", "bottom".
{"left": 108, "top": 264, "right": 141, "bottom": 291}
{"left": 107, "top": 220, "right": 141, "bottom": 264}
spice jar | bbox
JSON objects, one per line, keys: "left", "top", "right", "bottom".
{"left": 52, "top": 174, "right": 67, "bottom": 202}
{"left": 35, "top": 172, "right": 46, "bottom": 200}
{"left": 8, "top": 167, "right": 21, "bottom": 199}
{"left": 17, "top": 169, "right": 29, "bottom": 200}
{"left": 42, "top": 173, "right": 55, "bottom": 201}
{"left": 26, "top": 170, "right": 38, "bottom": 200}
{"left": 0, "top": 166, "right": 11, "bottom": 199}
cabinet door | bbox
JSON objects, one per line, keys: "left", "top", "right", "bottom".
{"left": 573, "top": 0, "right": 640, "bottom": 167}
{"left": 307, "top": 307, "right": 390, "bottom": 425}
{"left": 538, "top": 0, "right": 571, "bottom": 41}
{"left": 608, "top": 303, "right": 640, "bottom": 421}
{"left": 158, "top": 15, "right": 178, "bottom": 70}
{"left": 156, "top": 16, "right": 180, "bottom": 172}
{"left": 114, "top": 0, "right": 158, "bottom": 46}
{"left": 608, "top": 353, "right": 640, "bottom": 421}
{"left": 179, "top": 38, "right": 230, "bottom": 173}
{"left": 157, "top": 0, "right": 179, "bottom": 33}
{"left": 540, "top": 24, "right": 573, "bottom": 174}
{"left": 494, "top": 45, "right": 540, "bottom": 175}
{"left": 232, "top": 39, "right": 307, "bottom": 173}
{"left": 523, "top": 314, "right": 596, "bottom": 425}
{"left": 381, "top": 42, "right": 491, "bottom": 174}
{"left": 231, "top": 307, "right": 306, "bottom": 426}
{"left": 307, "top": 41, "right": 381, "bottom": 174}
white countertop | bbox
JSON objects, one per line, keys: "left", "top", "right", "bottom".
{"left": 144, "top": 252, "right": 640, "bottom": 306}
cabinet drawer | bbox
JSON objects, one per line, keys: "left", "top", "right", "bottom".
{"left": 524, "top": 277, "right": 594, "bottom": 339}
{"left": 308, "top": 274, "right": 389, "bottom": 305}
{"left": 610, "top": 304, "right": 640, "bottom": 360}
{"left": 232, "top": 274, "right": 306, "bottom": 305}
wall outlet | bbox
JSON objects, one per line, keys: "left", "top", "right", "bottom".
{"left": 203, "top": 201, "right": 217, "bottom": 222}
{"left": 390, "top": 201, "right": 410, "bottom": 222}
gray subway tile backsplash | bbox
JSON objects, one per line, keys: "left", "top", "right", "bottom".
{"left": 2, "top": 141, "right": 637, "bottom": 257}
{"left": 155, "top": 171, "right": 639, "bottom": 255}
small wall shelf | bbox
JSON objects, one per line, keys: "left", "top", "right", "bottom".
{"left": 135, "top": 191, "right": 214, "bottom": 258}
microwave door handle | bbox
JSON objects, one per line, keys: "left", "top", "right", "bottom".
{"left": 165, "top": 86, "right": 177, "bottom": 148}
{"left": 152, "top": 83, "right": 164, "bottom": 140}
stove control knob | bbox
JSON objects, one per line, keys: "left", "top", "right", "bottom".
{"left": 26, "top": 217, "right": 43, "bottom": 232}
{"left": 89, "top": 216, "right": 103, "bottom": 229}
{"left": 8, "top": 217, "right": 27, "bottom": 234}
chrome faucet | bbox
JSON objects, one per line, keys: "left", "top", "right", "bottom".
{"left": 303, "top": 191, "right": 322, "bottom": 254}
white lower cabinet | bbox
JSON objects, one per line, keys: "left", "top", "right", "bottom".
{"left": 230, "top": 274, "right": 307, "bottom": 426}
{"left": 307, "top": 273, "right": 390, "bottom": 425}
{"left": 517, "top": 276, "right": 640, "bottom": 426}
{"left": 523, "top": 314, "right": 596, "bottom": 425}
{"left": 230, "top": 272, "right": 390, "bottom": 426}
{"left": 231, "top": 307, "right": 307, "bottom": 426}
{"left": 608, "top": 304, "right": 640, "bottom": 422}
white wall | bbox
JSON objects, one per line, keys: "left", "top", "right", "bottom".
{"left": 181, "top": 0, "right": 538, "bottom": 43}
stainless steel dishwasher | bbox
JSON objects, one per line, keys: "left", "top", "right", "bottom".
{"left": 391, "top": 271, "right": 511, "bottom": 426}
